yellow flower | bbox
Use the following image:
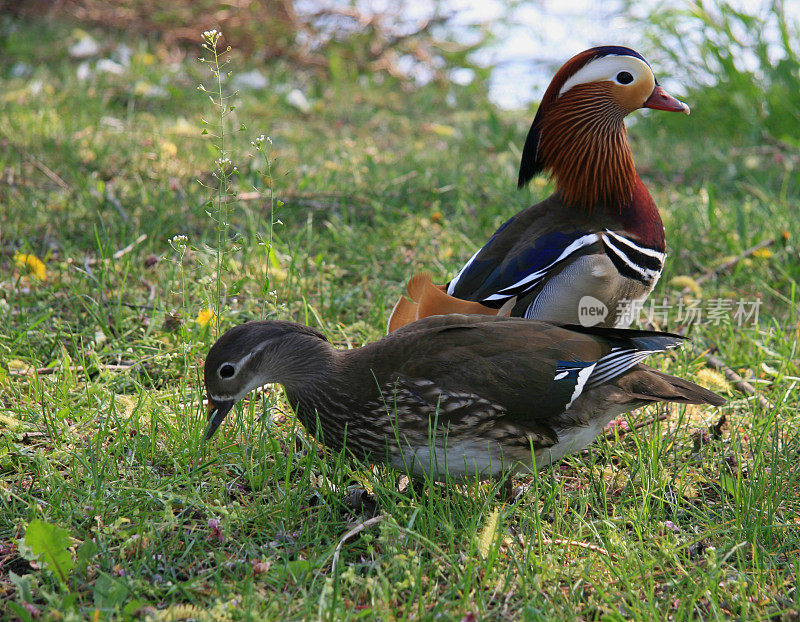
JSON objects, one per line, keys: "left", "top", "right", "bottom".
{"left": 153, "top": 604, "right": 208, "bottom": 621}
{"left": 13, "top": 253, "right": 47, "bottom": 280}
{"left": 196, "top": 308, "right": 215, "bottom": 327}
{"left": 696, "top": 368, "right": 730, "bottom": 393}
{"left": 426, "top": 123, "right": 457, "bottom": 137}
{"left": 752, "top": 248, "right": 772, "bottom": 260}
{"left": 136, "top": 52, "right": 156, "bottom": 66}
{"left": 668, "top": 275, "right": 702, "bottom": 297}
{"left": 477, "top": 508, "right": 501, "bottom": 560}
{"left": 160, "top": 140, "right": 178, "bottom": 159}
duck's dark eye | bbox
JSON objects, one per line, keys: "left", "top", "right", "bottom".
{"left": 616, "top": 71, "right": 634, "bottom": 85}
{"left": 219, "top": 364, "right": 236, "bottom": 379}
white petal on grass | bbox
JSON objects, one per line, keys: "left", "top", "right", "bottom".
{"left": 69, "top": 35, "right": 100, "bottom": 59}
{"left": 232, "top": 70, "right": 269, "bottom": 90}
{"left": 286, "top": 89, "right": 311, "bottom": 113}
{"left": 96, "top": 59, "right": 125, "bottom": 75}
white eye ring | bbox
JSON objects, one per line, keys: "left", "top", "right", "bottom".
{"left": 218, "top": 363, "right": 237, "bottom": 379}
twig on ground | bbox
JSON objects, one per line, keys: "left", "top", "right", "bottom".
{"left": 75, "top": 234, "right": 148, "bottom": 266}
{"left": 688, "top": 237, "right": 776, "bottom": 291}
{"left": 27, "top": 154, "right": 72, "bottom": 192}
{"left": 761, "top": 133, "right": 800, "bottom": 154}
{"left": 693, "top": 346, "right": 773, "bottom": 411}
{"left": 110, "top": 233, "right": 148, "bottom": 261}
{"left": 237, "top": 191, "right": 266, "bottom": 201}
{"left": 0, "top": 131, "right": 73, "bottom": 192}
{"left": 8, "top": 363, "right": 134, "bottom": 377}
{"left": 546, "top": 538, "right": 615, "bottom": 559}
{"left": 141, "top": 278, "right": 156, "bottom": 303}
{"left": 602, "top": 410, "right": 670, "bottom": 443}
{"left": 103, "top": 189, "right": 129, "bottom": 223}
{"left": 331, "top": 515, "right": 386, "bottom": 571}
{"left": 518, "top": 533, "right": 616, "bottom": 560}
{"left": 138, "top": 278, "right": 157, "bottom": 325}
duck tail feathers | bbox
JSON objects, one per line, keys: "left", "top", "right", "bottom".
{"left": 617, "top": 366, "right": 726, "bottom": 406}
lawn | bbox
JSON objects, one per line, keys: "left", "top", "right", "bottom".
{"left": 1, "top": 8, "right": 799, "bottom": 621}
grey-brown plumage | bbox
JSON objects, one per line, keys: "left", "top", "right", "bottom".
{"left": 204, "top": 316, "right": 724, "bottom": 480}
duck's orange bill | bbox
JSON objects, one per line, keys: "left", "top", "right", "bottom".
{"left": 643, "top": 85, "right": 690, "bottom": 114}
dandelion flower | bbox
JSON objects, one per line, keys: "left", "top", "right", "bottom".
{"left": 196, "top": 308, "right": 215, "bottom": 327}
{"left": 14, "top": 253, "right": 47, "bottom": 280}
{"left": 752, "top": 248, "right": 772, "bottom": 260}
{"left": 668, "top": 275, "right": 701, "bottom": 297}
{"left": 696, "top": 368, "right": 730, "bottom": 393}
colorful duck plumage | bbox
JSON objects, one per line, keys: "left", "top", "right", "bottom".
{"left": 389, "top": 46, "right": 690, "bottom": 332}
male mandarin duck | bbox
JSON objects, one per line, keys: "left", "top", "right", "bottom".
{"left": 387, "top": 46, "right": 690, "bottom": 332}
{"left": 204, "top": 316, "right": 723, "bottom": 481}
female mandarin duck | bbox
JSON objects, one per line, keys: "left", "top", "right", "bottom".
{"left": 387, "top": 46, "right": 690, "bottom": 332}
{"left": 204, "top": 316, "right": 723, "bottom": 481}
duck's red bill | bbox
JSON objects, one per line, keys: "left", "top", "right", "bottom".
{"left": 204, "top": 398, "right": 234, "bottom": 439}
{"left": 643, "top": 85, "right": 690, "bottom": 114}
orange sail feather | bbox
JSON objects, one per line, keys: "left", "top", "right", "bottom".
{"left": 387, "top": 273, "right": 504, "bottom": 333}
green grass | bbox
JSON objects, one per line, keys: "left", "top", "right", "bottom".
{"left": 1, "top": 13, "right": 799, "bottom": 621}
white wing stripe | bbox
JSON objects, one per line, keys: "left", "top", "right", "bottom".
{"left": 492, "top": 233, "right": 602, "bottom": 296}
{"left": 602, "top": 235, "right": 661, "bottom": 281}
{"left": 587, "top": 351, "right": 655, "bottom": 387}
{"left": 566, "top": 363, "right": 597, "bottom": 409}
{"left": 447, "top": 247, "right": 483, "bottom": 295}
{"left": 604, "top": 230, "right": 666, "bottom": 260}
{"left": 451, "top": 229, "right": 664, "bottom": 304}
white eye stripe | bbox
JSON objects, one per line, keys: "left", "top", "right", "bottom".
{"left": 217, "top": 351, "right": 254, "bottom": 379}
{"left": 558, "top": 55, "right": 653, "bottom": 97}
{"left": 216, "top": 341, "right": 272, "bottom": 380}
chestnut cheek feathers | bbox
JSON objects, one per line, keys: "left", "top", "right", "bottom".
{"left": 610, "top": 73, "right": 656, "bottom": 113}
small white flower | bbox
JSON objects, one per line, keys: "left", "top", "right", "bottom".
{"left": 251, "top": 134, "right": 272, "bottom": 149}
{"left": 169, "top": 234, "right": 189, "bottom": 253}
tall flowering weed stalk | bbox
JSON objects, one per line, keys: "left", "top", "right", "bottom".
{"left": 198, "top": 29, "right": 238, "bottom": 337}
{"left": 195, "top": 30, "right": 284, "bottom": 329}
